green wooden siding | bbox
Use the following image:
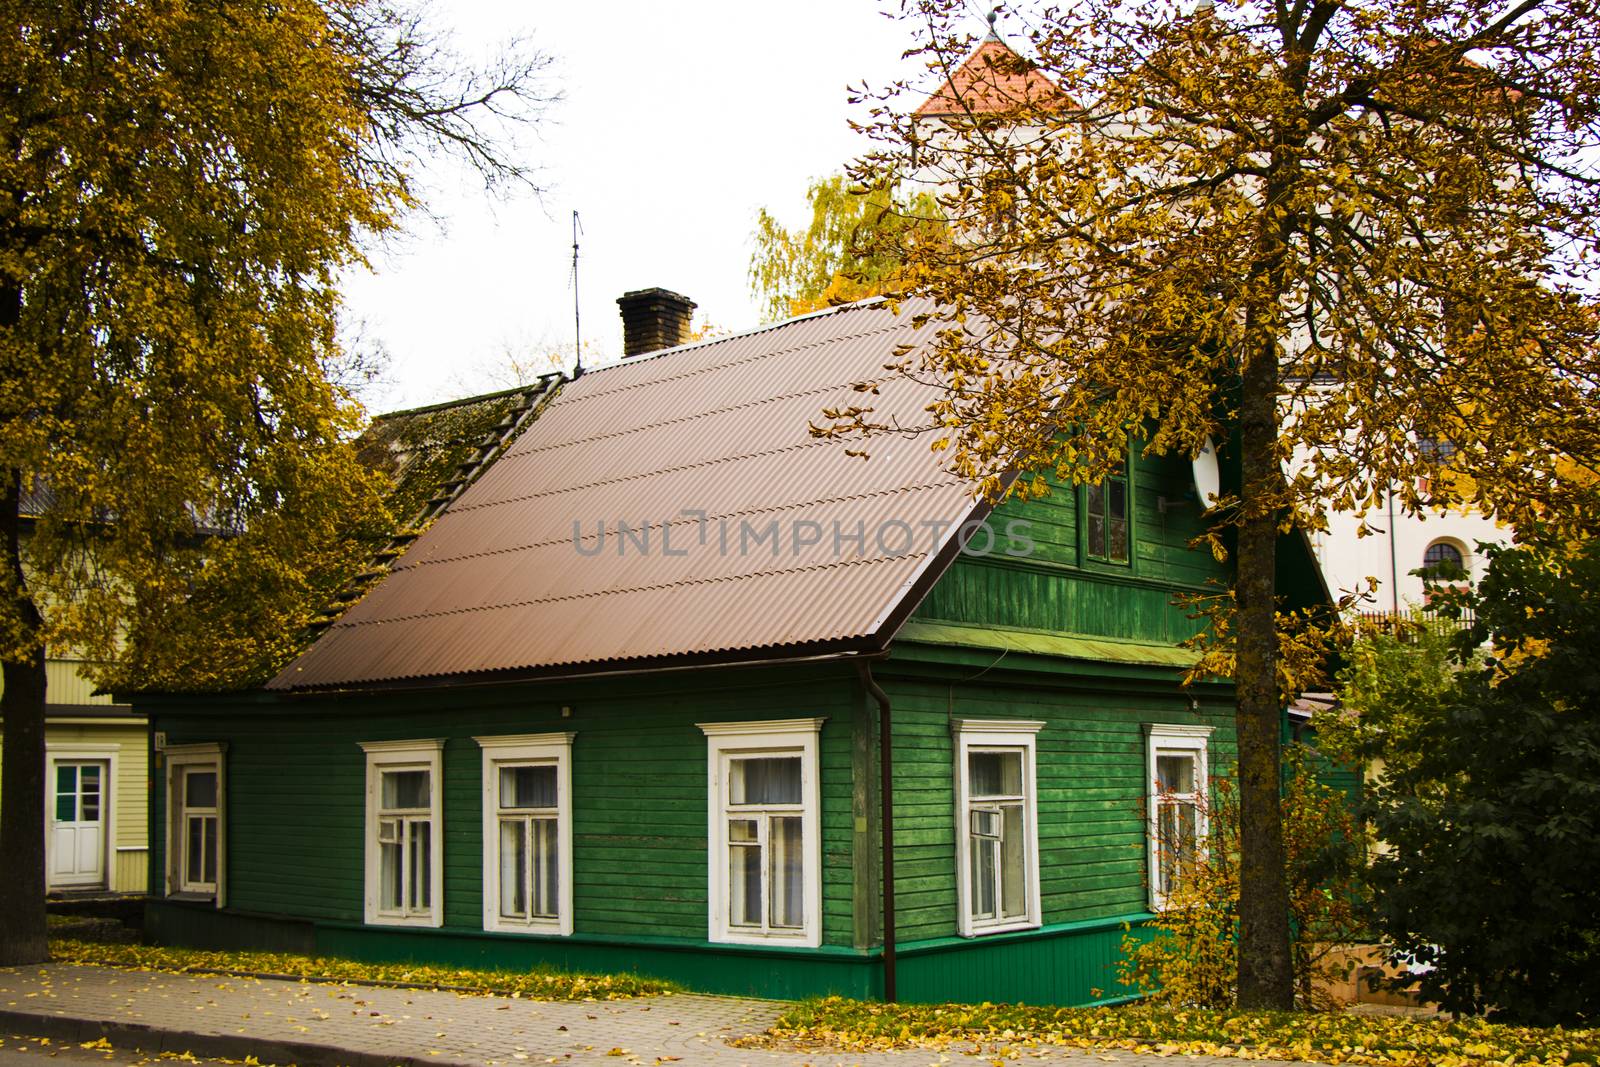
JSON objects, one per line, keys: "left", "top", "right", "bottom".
{"left": 915, "top": 562, "right": 1214, "bottom": 645}
{"left": 878, "top": 664, "right": 1237, "bottom": 945}
{"left": 916, "top": 447, "right": 1227, "bottom": 644}
{"left": 151, "top": 664, "right": 861, "bottom": 950}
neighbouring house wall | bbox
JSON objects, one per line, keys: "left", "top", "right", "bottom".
{"left": 46, "top": 721, "right": 150, "bottom": 894}
{"left": 0, "top": 714, "right": 149, "bottom": 894}
{"left": 43, "top": 659, "right": 123, "bottom": 706}
{"left": 2, "top": 655, "right": 145, "bottom": 895}
{"left": 1311, "top": 499, "right": 1505, "bottom": 609}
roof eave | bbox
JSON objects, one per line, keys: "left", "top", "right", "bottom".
{"left": 266, "top": 637, "right": 892, "bottom": 698}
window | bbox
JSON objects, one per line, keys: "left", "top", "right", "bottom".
{"left": 361, "top": 740, "right": 444, "bottom": 928}
{"left": 164, "top": 743, "right": 226, "bottom": 904}
{"left": 1145, "top": 724, "right": 1211, "bottom": 909}
{"left": 1418, "top": 436, "right": 1457, "bottom": 463}
{"left": 698, "top": 718, "right": 824, "bottom": 947}
{"left": 476, "top": 733, "right": 574, "bottom": 935}
{"left": 1085, "top": 465, "right": 1130, "bottom": 563}
{"left": 953, "top": 720, "right": 1044, "bottom": 936}
{"left": 1422, "top": 540, "right": 1466, "bottom": 580}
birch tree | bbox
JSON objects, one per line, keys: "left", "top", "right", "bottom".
{"left": 750, "top": 172, "right": 944, "bottom": 321}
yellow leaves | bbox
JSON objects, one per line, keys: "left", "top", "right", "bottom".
{"left": 0, "top": 0, "right": 508, "bottom": 681}
{"left": 50, "top": 937, "right": 676, "bottom": 1002}
{"left": 762, "top": 990, "right": 1597, "bottom": 1065}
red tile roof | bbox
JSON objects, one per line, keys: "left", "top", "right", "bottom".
{"left": 268, "top": 300, "right": 988, "bottom": 691}
{"left": 915, "top": 38, "right": 1069, "bottom": 118}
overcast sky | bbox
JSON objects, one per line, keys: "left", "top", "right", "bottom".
{"left": 343, "top": 0, "right": 976, "bottom": 412}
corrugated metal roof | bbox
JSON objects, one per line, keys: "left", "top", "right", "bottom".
{"left": 303, "top": 377, "right": 563, "bottom": 639}
{"left": 269, "top": 300, "right": 986, "bottom": 691}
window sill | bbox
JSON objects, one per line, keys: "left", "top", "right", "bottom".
{"left": 712, "top": 929, "right": 820, "bottom": 949}
{"left": 365, "top": 913, "right": 443, "bottom": 929}
{"left": 961, "top": 917, "right": 1041, "bottom": 938}
{"left": 165, "top": 891, "right": 216, "bottom": 904}
{"left": 484, "top": 919, "right": 570, "bottom": 937}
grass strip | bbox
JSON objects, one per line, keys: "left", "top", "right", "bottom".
{"left": 50, "top": 937, "right": 676, "bottom": 1001}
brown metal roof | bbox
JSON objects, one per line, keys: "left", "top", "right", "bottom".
{"left": 269, "top": 299, "right": 985, "bottom": 691}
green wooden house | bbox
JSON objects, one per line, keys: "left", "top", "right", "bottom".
{"left": 136, "top": 295, "right": 1328, "bottom": 1004}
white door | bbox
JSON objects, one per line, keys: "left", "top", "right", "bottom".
{"left": 49, "top": 761, "right": 107, "bottom": 887}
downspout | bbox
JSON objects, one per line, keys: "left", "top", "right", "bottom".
{"left": 1387, "top": 490, "right": 1400, "bottom": 613}
{"left": 858, "top": 660, "right": 896, "bottom": 1003}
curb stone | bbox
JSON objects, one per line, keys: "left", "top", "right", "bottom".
{"left": 0, "top": 1008, "right": 472, "bottom": 1067}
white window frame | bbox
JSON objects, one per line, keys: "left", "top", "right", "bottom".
{"left": 1145, "top": 723, "right": 1213, "bottom": 910}
{"left": 698, "top": 718, "right": 825, "bottom": 948}
{"left": 476, "top": 733, "right": 575, "bottom": 936}
{"left": 953, "top": 719, "right": 1044, "bottom": 937}
{"left": 361, "top": 739, "right": 444, "bottom": 928}
{"left": 163, "top": 742, "right": 226, "bottom": 906}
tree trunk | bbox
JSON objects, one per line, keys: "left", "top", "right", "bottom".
{"left": 1234, "top": 298, "right": 1294, "bottom": 1010}
{"left": 0, "top": 467, "right": 50, "bottom": 965}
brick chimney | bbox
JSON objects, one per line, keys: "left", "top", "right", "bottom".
{"left": 616, "top": 288, "right": 697, "bottom": 357}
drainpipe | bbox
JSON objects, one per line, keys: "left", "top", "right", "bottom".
{"left": 1387, "top": 490, "right": 1400, "bottom": 613}
{"left": 858, "top": 660, "right": 896, "bottom": 1003}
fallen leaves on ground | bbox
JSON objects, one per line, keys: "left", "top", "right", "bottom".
{"left": 49, "top": 938, "right": 676, "bottom": 1002}
{"left": 743, "top": 996, "right": 1600, "bottom": 1066}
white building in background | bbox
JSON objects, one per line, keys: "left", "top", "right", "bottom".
{"left": 1310, "top": 500, "right": 1505, "bottom": 614}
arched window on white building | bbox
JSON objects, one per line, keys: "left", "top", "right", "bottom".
{"left": 1422, "top": 540, "right": 1467, "bottom": 580}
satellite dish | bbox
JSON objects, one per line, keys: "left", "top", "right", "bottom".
{"left": 1192, "top": 437, "right": 1221, "bottom": 509}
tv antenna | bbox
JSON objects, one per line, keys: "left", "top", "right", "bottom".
{"left": 570, "top": 210, "right": 584, "bottom": 378}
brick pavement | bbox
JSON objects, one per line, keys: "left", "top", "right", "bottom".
{"left": 0, "top": 964, "right": 1333, "bottom": 1067}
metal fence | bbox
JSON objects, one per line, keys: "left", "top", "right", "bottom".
{"left": 1354, "top": 604, "right": 1478, "bottom": 632}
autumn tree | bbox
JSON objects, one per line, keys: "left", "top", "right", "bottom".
{"left": 0, "top": 0, "right": 554, "bottom": 965}
{"left": 749, "top": 172, "right": 944, "bottom": 322}
{"left": 844, "top": 0, "right": 1600, "bottom": 1008}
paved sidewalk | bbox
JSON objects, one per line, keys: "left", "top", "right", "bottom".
{"left": 0, "top": 964, "right": 1330, "bottom": 1067}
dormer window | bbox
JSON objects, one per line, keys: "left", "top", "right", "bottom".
{"left": 1085, "top": 464, "right": 1130, "bottom": 564}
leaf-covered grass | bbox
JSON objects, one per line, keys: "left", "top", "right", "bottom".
{"left": 50, "top": 938, "right": 676, "bottom": 1001}
{"left": 753, "top": 996, "right": 1600, "bottom": 1066}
